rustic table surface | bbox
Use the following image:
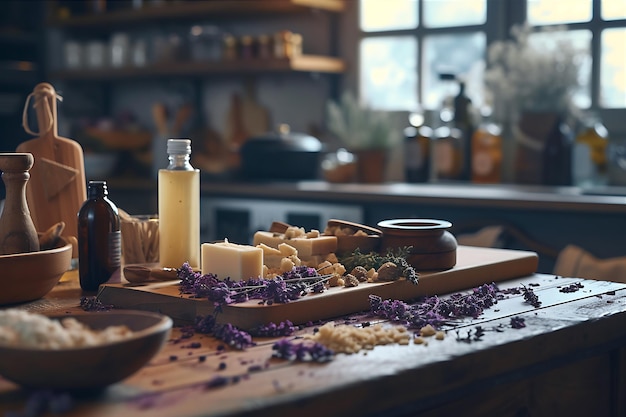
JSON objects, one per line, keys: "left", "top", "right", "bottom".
{"left": 2, "top": 270, "right": 626, "bottom": 417}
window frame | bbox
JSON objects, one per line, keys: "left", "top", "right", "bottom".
{"left": 344, "top": 0, "right": 626, "bottom": 136}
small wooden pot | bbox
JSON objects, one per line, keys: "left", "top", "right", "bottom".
{"left": 377, "top": 219, "right": 457, "bottom": 270}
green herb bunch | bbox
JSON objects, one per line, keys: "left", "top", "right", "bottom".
{"left": 340, "top": 247, "right": 419, "bottom": 285}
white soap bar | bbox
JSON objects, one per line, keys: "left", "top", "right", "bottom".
{"left": 201, "top": 241, "right": 263, "bottom": 280}
{"left": 253, "top": 231, "right": 337, "bottom": 257}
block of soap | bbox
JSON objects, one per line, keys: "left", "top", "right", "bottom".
{"left": 253, "top": 231, "right": 337, "bottom": 257}
{"left": 202, "top": 241, "right": 263, "bottom": 280}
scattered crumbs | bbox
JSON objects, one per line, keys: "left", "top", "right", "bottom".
{"left": 187, "top": 351, "right": 193, "bottom": 356}
{"left": 419, "top": 324, "right": 437, "bottom": 337}
{"left": 607, "top": 300, "right": 614, "bottom": 304}
{"left": 362, "top": 321, "right": 371, "bottom": 327}
{"left": 494, "top": 309, "right": 500, "bottom": 312}
{"left": 528, "top": 283, "right": 540, "bottom": 287}
{"left": 232, "top": 375, "right": 241, "bottom": 383}
{"left": 198, "top": 355, "right": 206, "bottom": 363}
{"left": 169, "top": 355, "right": 178, "bottom": 361}
{"left": 435, "top": 331, "right": 445, "bottom": 340}
{"left": 414, "top": 336, "right": 425, "bottom": 344}
{"left": 559, "top": 282, "right": 584, "bottom": 293}
{"left": 220, "top": 355, "right": 228, "bottom": 359}
{"left": 607, "top": 291, "right": 616, "bottom": 295}
{"left": 218, "top": 362, "right": 227, "bottom": 371}
{"left": 152, "top": 379, "right": 164, "bottom": 386}
{"left": 183, "top": 342, "right": 201, "bottom": 349}
{"left": 216, "top": 344, "right": 225, "bottom": 351}
{"left": 510, "top": 316, "right": 526, "bottom": 329}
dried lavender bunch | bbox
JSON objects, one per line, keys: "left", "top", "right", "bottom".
{"left": 178, "top": 264, "right": 330, "bottom": 308}
{"left": 369, "top": 282, "right": 500, "bottom": 330}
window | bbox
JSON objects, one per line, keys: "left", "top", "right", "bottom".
{"left": 357, "top": 0, "right": 626, "bottom": 128}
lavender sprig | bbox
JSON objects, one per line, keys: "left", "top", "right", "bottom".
{"left": 272, "top": 339, "right": 334, "bottom": 362}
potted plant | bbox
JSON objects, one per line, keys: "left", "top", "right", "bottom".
{"left": 484, "top": 23, "right": 584, "bottom": 184}
{"left": 326, "top": 91, "right": 400, "bottom": 183}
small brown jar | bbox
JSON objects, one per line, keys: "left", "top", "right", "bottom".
{"left": 377, "top": 218, "right": 457, "bottom": 270}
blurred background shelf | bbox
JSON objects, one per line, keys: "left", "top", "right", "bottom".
{"left": 50, "top": 54, "right": 346, "bottom": 80}
{"left": 48, "top": 0, "right": 345, "bottom": 29}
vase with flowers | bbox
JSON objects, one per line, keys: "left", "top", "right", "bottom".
{"left": 484, "top": 23, "right": 585, "bottom": 184}
{"left": 326, "top": 91, "right": 400, "bottom": 183}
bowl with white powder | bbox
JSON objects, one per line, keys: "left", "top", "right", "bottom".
{"left": 0, "top": 309, "right": 172, "bottom": 389}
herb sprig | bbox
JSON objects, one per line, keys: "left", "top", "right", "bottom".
{"left": 340, "top": 247, "right": 419, "bottom": 285}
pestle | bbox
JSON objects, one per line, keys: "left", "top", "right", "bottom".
{"left": 0, "top": 153, "right": 40, "bottom": 255}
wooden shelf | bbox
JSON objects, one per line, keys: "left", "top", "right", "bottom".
{"left": 50, "top": 54, "right": 345, "bottom": 80}
{"left": 48, "top": 0, "right": 345, "bottom": 29}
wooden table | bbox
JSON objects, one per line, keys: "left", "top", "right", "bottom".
{"left": 2, "top": 270, "right": 626, "bottom": 417}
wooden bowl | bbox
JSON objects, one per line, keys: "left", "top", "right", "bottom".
{"left": 0, "top": 310, "right": 172, "bottom": 390}
{"left": 0, "top": 237, "right": 72, "bottom": 305}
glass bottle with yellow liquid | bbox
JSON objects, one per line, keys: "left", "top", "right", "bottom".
{"left": 158, "top": 139, "right": 200, "bottom": 269}
{"left": 573, "top": 112, "right": 609, "bottom": 187}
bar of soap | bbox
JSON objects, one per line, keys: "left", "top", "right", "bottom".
{"left": 253, "top": 231, "right": 337, "bottom": 257}
{"left": 201, "top": 241, "right": 263, "bottom": 280}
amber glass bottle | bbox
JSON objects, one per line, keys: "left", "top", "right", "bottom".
{"left": 78, "top": 180, "right": 121, "bottom": 291}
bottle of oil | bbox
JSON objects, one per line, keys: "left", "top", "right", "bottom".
{"left": 158, "top": 139, "right": 200, "bottom": 269}
{"left": 77, "top": 180, "right": 121, "bottom": 291}
{"left": 573, "top": 112, "right": 609, "bottom": 187}
{"left": 471, "top": 106, "right": 502, "bottom": 183}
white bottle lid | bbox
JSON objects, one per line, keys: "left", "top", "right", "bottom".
{"left": 167, "top": 139, "right": 191, "bottom": 155}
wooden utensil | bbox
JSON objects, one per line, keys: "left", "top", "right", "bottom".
{"left": 16, "top": 83, "right": 86, "bottom": 242}
{"left": 326, "top": 219, "right": 382, "bottom": 235}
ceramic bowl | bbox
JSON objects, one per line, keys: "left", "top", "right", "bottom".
{"left": 377, "top": 218, "right": 458, "bottom": 270}
{"left": 0, "top": 310, "right": 172, "bottom": 390}
{"left": 0, "top": 237, "right": 72, "bottom": 305}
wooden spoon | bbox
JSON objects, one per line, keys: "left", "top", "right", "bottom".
{"left": 326, "top": 219, "right": 382, "bottom": 236}
{"left": 124, "top": 264, "right": 178, "bottom": 283}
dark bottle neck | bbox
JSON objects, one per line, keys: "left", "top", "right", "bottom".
{"left": 87, "top": 180, "right": 108, "bottom": 199}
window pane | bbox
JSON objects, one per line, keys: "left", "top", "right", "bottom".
{"left": 423, "top": 0, "right": 486, "bottom": 28}
{"left": 529, "top": 29, "right": 592, "bottom": 109}
{"left": 527, "top": 0, "right": 592, "bottom": 24}
{"left": 360, "top": 36, "right": 418, "bottom": 111}
{"left": 602, "top": 0, "right": 626, "bottom": 20}
{"left": 601, "top": 28, "right": 626, "bottom": 108}
{"left": 360, "top": 0, "right": 418, "bottom": 32}
{"left": 422, "top": 32, "right": 486, "bottom": 110}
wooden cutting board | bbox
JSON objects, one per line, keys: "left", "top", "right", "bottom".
{"left": 98, "top": 246, "right": 539, "bottom": 330}
{"left": 16, "top": 83, "right": 86, "bottom": 241}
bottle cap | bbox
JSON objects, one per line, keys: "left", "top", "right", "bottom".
{"left": 167, "top": 139, "right": 191, "bottom": 155}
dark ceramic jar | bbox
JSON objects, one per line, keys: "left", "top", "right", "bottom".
{"left": 377, "top": 219, "right": 457, "bottom": 270}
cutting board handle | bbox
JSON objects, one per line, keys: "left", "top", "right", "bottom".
{"left": 22, "top": 82, "right": 61, "bottom": 139}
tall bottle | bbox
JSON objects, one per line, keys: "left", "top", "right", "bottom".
{"left": 453, "top": 81, "right": 475, "bottom": 180}
{"left": 404, "top": 109, "right": 433, "bottom": 183}
{"left": 78, "top": 180, "right": 121, "bottom": 291}
{"left": 158, "top": 139, "right": 200, "bottom": 269}
{"left": 573, "top": 111, "right": 609, "bottom": 187}
{"left": 471, "top": 106, "right": 502, "bottom": 183}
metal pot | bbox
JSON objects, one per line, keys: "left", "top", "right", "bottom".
{"left": 239, "top": 124, "right": 323, "bottom": 180}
